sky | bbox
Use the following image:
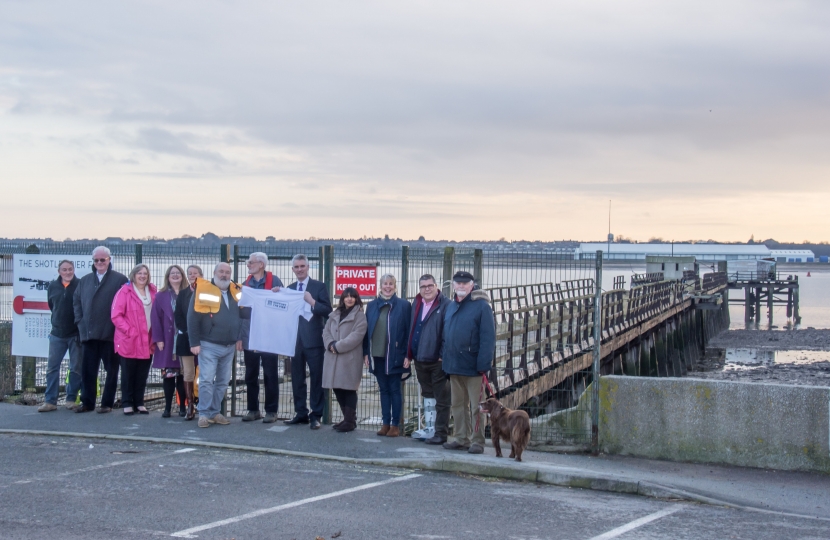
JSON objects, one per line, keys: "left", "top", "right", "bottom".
{"left": 1, "top": 1, "right": 828, "bottom": 243}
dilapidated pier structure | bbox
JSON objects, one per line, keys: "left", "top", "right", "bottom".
{"left": 726, "top": 272, "right": 800, "bottom": 326}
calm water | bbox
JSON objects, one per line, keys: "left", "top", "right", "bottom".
{"left": 723, "top": 348, "right": 830, "bottom": 369}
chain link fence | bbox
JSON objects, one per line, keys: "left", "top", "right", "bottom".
{"left": 0, "top": 241, "right": 601, "bottom": 443}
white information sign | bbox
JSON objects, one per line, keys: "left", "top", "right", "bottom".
{"left": 12, "top": 254, "right": 93, "bottom": 357}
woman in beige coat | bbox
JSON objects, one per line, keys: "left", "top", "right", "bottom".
{"left": 322, "top": 287, "right": 368, "bottom": 433}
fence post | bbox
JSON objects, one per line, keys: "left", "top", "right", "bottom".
{"left": 19, "top": 246, "right": 39, "bottom": 397}
{"left": 474, "top": 249, "right": 483, "bottom": 289}
{"left": 322, "top": 245, "right": 335, "bottom": 425}
{"left": 134, "top": 243, "right": 143, "bottom": 264}
{"left": 219, "top": 244, "right": 231, "bottom": 416}
{"left": 231, "top": 245, "right": 241, "bottom": 416}
{"left": 318, "top": 246, "right": 325, "bottom": 282}
{"left": 442, "top": 247, "right": 455, "bottom": 297}
{"left": 232, "top": 245, "right": 240, "bottom": 284}
{"left": 591, "top": 250, "right": 603, "bottom": 455}
{"left": 401, "top": 245, "right": 409, "bottom": 300}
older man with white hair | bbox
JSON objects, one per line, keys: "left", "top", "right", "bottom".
{"left": 239, "top": 252, "right": 284, "bottom": 423}
{"left": 187, "top": 262, "right": 243, "bottom": 428}
{"left": 73, "top": 246, "right": 128, "bottom": 413}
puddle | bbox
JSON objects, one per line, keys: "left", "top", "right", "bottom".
{"left": 722, "top": 348, "right": 830, "bottom": 370}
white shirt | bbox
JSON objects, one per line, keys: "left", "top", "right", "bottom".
{"left": 97, "top": 272, "right": 106, "bottom": 283}
{"left": 238, "top": 286, "right": 312, "bottom": 356}
{"left": 221, "top": 290, "right": 229, "bottom": 308}
{"left": 295, "top": 277, "right": 310, "bottom": 292}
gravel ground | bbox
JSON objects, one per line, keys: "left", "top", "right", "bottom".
{"left": 694, "top": 329, "right": 830, "bottom": 386}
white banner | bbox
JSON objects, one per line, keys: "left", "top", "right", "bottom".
{"left": 12, "top": 254, "right": 93, "bottom": 357}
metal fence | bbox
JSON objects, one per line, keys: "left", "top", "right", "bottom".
{"left": 0, "top": 241, "right": 596, "bottom": 441}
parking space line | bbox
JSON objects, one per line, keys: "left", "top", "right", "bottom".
{"left": 587, "top": 506, "right": 684, "bottom": 540}
{"left": 170, "top": 473, "right": 422, "bottom": 538}
{"left": 2, "top": 447, "right": 199, "bottom": 487}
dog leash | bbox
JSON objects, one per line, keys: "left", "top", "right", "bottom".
{"left": 474, "top": 373, "right": 496, "bottom": 433}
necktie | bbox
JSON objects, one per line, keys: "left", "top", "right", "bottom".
{"left": 298, "top": 283, "right": 304, "bottom": 291}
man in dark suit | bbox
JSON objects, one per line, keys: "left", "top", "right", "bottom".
{"left": 275, "top": 254, "right": 332, "bottom": 429}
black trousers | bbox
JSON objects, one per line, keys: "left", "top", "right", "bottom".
{"left": 120, "top": 357, "right": 151, "bottom": 408}
{"left": 244, "top": 350, "right": 280, "bottom": 413}
{"left": 413, "top": 360, "right": 452, "bottom": 438}
{"left": 80, "top": 339, "right": 120, "bottom": 409}
{"left": 333, "top": 388, "right": 357, "bottom": 410}
{"left": 290, "top": 345, "right": 325, "bottom": 420}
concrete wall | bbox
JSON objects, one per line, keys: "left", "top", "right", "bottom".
{"left": 599, "top": 376, "right": 830, "bottom": 473}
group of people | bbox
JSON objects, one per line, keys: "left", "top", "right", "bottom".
{"left": 41, "top": 246, "right": 201, "bottom": 419}
{"left": 40, "top": 246, "right": 497, "bottom": 453}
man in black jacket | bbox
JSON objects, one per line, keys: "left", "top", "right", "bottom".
{"left": 277, "top": 254, "right": 332, "bottom": 430}
{"left": 39, "top": 260, "right": 82, "bottom": 412}
{"left": 73, "top": 247, "right": 128, "bottom": 413}
{"left": 406, "top": 274, "right": 452, "bottom": 444}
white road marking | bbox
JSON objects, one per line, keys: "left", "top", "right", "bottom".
{"left": 357, "top": 438, "right": 381, "bottom": 443}
{"left": 3, "top": 447, "right": 196, "bottom": 488}
{"left": 170, "top": 473, "right": 422, "bottom": 538}
{"left": 587, "top": 506, "right": 684, "bottom": 540}
{"left": 267, "top": 425, "right": 289, "bottom": 433}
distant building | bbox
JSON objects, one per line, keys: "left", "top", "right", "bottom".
{"left": 576, "top": 243, "right": 771, "bottom": 261}
{"left": 769, "top": 249, "right": 816, "bottom": 263}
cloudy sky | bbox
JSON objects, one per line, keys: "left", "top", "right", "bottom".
{"left": 1, "top": 1, "right": 828, "bottom": 242}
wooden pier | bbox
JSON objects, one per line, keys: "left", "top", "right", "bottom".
{"left": 726, "top": 272, "right": 800, "bottom": 326}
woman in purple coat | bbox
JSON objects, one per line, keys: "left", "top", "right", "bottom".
{"left": 151, "top": 265, "right": 188, "bottom": 418}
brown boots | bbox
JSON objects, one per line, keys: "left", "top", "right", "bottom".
{"left": 376, "top": 424, "right": 400, "bottom": 437}
{"left": 184, "top": 381, "right": 196, "bottom": 421}
{"left": 334, "top": 406, "right": 356, "bottom": 433}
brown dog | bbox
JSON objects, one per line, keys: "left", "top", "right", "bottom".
{"left": 479, "top": 397, "right": 530, "bottom": 462}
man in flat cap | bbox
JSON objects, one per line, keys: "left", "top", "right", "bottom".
{"left": 440, "top": 271, "right": 496, "bottom": 454}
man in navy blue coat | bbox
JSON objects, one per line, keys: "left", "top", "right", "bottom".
{"left": 441, "top": 271, "right": 496, "bottom": 454}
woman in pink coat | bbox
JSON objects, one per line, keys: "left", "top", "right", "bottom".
{"left": 112, "top": 264, "right": 157, "bottom": 415}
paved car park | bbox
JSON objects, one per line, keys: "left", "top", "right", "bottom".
{"left": 2, "top": 435, "right": 830, "bottom": 539}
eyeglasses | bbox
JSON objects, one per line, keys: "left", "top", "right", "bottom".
{"left": 419, "top": 284, "right": 436, "bottom": 290}
{"left": 93, "top": 258, "right": 109, "bottom": 263}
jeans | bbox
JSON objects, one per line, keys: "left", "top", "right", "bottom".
{"left": 290, "top": 345, "right": 325, "bottom": 420}
{"left": 414, "top": 360, "right": 451, "bottom": 438}
{"left": 373, "top": 361, "right": 403, "bottom": 427}
{"left": 197, "top": 341, "right": 235, "bottom": 419}
{"left": 120, "top": 357, "right": 151, "bottom": 408}
{"left": 244, "top": 350, "right": 280, "bottom": 413}
{"left": 80, "top": 340, "right": 120, "bottom": 410}
{"left": 44, "top": 334, "right": 82, "bottom": 405}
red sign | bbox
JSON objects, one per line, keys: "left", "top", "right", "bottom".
{"left": 335, "top": 265, "right": 378, "bottom": 298}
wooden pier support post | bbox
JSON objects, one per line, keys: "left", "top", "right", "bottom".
{"left": 744, "top": 285, "right": 752, "bottom": 322}
{"left": 767, "top": 284, "right": 773, "bottom": 327}
{"left": 794, "top": 280, "right": 801, "bottom": 324}
{"left": 754, "top": 286, "right": 761, "bottom": 324}
{"left": 787, "top": 287, "right": 793, "bottom": 319}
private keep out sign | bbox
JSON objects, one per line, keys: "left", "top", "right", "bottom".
{"left": 335, "top": 264, "right": 378, "bottom": 298}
